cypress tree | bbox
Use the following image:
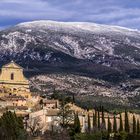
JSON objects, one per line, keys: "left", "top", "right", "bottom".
{"left": 133, "top": 115, "right": 136, "bottom": 134}
{"left": 113, "top": 115, "right": 117, "bottom": 133}
{"left": 124, "top": 110, "right": 130, "bottom": 133}
{"left": 108, "top": 116, "right": 112, "bottom": 133}
{"left": 137, "top": 119, "right": 140, "bottom": 134}
{"left": 0, "top": 111, "right": 25, "bottom": 140}
{"left": 93, "top": 110, "right": 97, "bottom": 131}
{"left": 93, "top": 113, "right": 95, "bottom": 130}
{"left": 98, "top": 111, "right": 100, "bottom": 130}
{"left": 102, "top": 107, "right": 106, "bottom": 130}
{"left": 72, "top": 94, "right": 75, "bottom": 104}
{"left": 95, "top": 110, "right": 97, "bottom": 127}
{"left": 119, "top": 113, "right": 123, "bottom": 132}
{"left": 74, "top": 113, "right": 81, "bottom": 133}
{"left": 87, "top": 114, "right": 91, "bottom": 133}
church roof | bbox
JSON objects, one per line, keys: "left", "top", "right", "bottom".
{"left": 2, "top": 60, "right": 23, "bottom": 69}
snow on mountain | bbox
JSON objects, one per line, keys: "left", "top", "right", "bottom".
{"left": 1, "top": 31, "right": 36, "bottom": 51}
{"left": 17, "top": 20, "right": 140, "bottom": 35}
{"left": 11, "top": 21, "right": 140, "bottom": 60}
{"left": 0, "top": 20, "right": 140, "bottom": 82}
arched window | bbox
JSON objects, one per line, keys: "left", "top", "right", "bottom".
{"left": 11, "top": 73, "right": 14, "bottom": 80}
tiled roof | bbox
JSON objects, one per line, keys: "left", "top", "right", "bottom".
{"left": 7, "top": 106, "right": 28, "bottom": 110}
{"left": 46, "top": 109, "right": 60, "bottom": 116}
{"left": 43, "top": 99, "right": 58, "bottom": 104}
{"left": 2, "top": 60, "right": 23, "bottom": 69}
{"left": 0, "top": 95, "right": 26, "bottom": 101}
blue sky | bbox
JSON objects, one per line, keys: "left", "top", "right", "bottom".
{"left": 0, "top": 0, "right": 140, "bottom": 30}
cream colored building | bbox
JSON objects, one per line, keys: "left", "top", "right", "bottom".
{"left": 0, "top": 60, "right": 30, "bottom": 92}
{"left": 0, "top": 95, "right": 27, "bottom": 107}
{"left": 43, "top": 99, "right": 59, "bottom": 109}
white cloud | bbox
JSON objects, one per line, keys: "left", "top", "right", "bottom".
{"left": 0, "top": 0, "right": 140, "bottom": 29}
{"left": 0, "top": 0, "right": 76, "bottom": 20}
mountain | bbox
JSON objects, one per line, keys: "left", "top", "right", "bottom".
{"left": 0, "top": 21, "right": 140, "bottom": 81}
{"left": 0, "top": 20, "right": 140, "bottom": 109}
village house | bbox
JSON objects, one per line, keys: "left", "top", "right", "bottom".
{"left": 0, "top": 95, "right": 27, "bottom": 107}
{"left": 28, "top": 103, "right": 90, "bottom": 133}
{"left": 43, "top": 99, "right": 59, "bottom": 109}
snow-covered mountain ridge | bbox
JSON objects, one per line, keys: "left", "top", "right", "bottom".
{"left": 18, "top": 20, "right": 140, "bottom": 34}
{"left": 0, "top": 20, "right": 140, "bottom": 83}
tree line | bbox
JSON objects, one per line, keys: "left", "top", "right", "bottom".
{"left": 74, "top": 107, "right": 140, "bottom": 140}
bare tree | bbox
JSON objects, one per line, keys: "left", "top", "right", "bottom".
{"left": 27, "top": 117, "right": 44, "bottom": 136}
{"left": 58, "top": 104, "right": 74, "bottom": 128}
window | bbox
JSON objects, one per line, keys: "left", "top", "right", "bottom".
{"left": 13, "top": 88, "right": 16, "bottom": 90}
{"left": 11, "top": 73, "right": 14, "bottom": 80}
{"left": 25, "top": 95, "right": 28, "bottom": 98}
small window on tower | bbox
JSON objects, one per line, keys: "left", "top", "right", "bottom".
{"left": 11, "top": 73, "right": 14, "bottom": 80}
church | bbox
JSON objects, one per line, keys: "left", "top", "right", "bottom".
{"left": 0, "top": 60, "right": 29, "bottom": 91}
{"left": 0, "top": 61, "right": 41, "bottom": 116}
{"left": 0, "top": 61, "right": 31, "bottom": 98}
